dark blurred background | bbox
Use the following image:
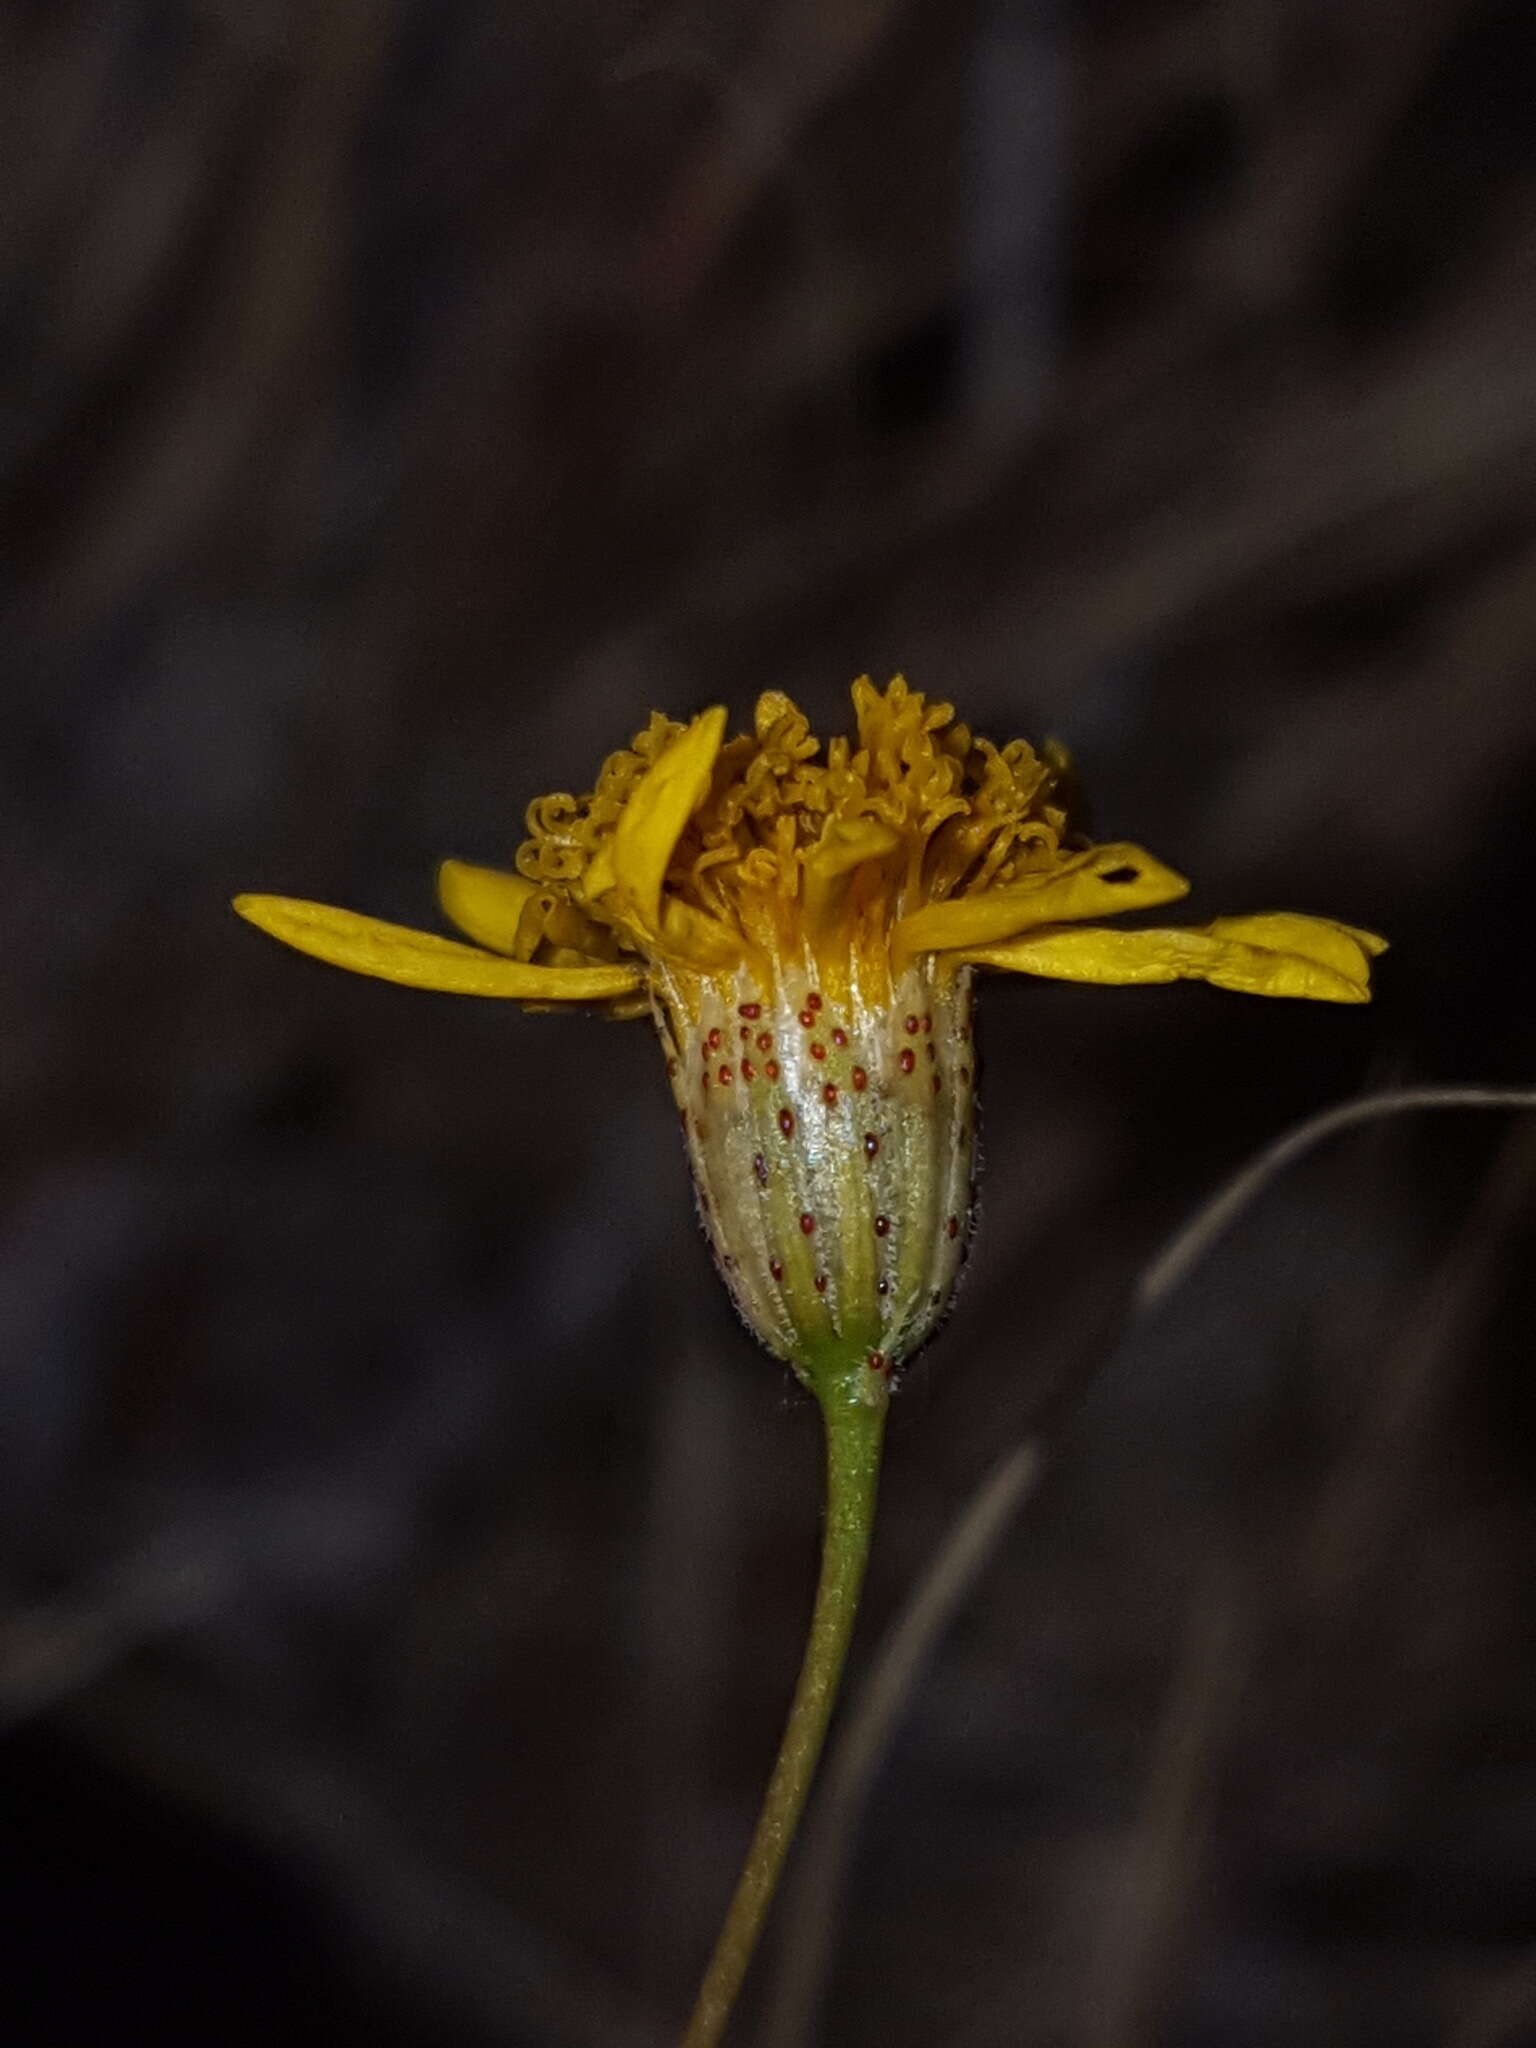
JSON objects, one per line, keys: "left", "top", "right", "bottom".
{"left": 4, "top": 2, "right": 1536, "bottom": 2043}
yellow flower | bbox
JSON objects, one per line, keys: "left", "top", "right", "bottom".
{"left": 235, "top": 677, "right": 1383, "bottom": 1398}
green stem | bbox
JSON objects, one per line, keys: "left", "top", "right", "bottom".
{"left": 680, "top": 1378, "right": 888, "bottom": 2048}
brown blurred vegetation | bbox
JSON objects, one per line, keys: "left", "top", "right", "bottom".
{"left": 3, "top": 2, "right": 1536, "bottom": 2044}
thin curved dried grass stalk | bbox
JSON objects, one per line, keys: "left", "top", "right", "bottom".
{"left": 1300, "top": 1110, "right": 1536, "bottom": 1602}
{"left": 767, "top": 1082, "right": 1536, "bottom": 2047}
{"left": 1099, "top": 1111, "right": 1536, "bottom": 2048}
{"left": 1087, "top": 1561, "right": 1245, "bottom": 2048}
{"left": 1137, "top": 1085, "right": 1536, "bottom": 1312}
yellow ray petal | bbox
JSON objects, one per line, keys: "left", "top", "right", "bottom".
{"left": 435, "top": 859, "right": 541, "bottom": 955}
{"left": 894, "top": 843, "right": 1189, "bottom": 958}
{"left": 604, "top": 705, "right": 728, "bottom": 932}
{"left": 581, "top": 835, "right": 617, "bottom": 907}
{"left": 960, "top": 921, "right": 1372, "bottom": 1002}
{"left": 1203, "top": 912, "right": 1387, "bottom": 982}
{"left": 659, "top": 895, "right": 745, "bottom": 970}
{"left": 233, "top": 895, "right": 644, "bottom": 1001}
{"left": 802, "top": 817, "right": 902, "bottom": 938}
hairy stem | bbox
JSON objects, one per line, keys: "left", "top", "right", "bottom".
{"left": 681, "top": 1381, "right": 887, "bottom": 2048}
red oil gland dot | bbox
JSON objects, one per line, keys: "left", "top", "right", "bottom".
{"left": 877, "top": 1276, "right": 890, "bottom": 1296}
{"left": 707, "top": 1027, "right": 722, "bottom": 1051}
{"left": 798, "top": 1009, "right": 816, "bottom": 1029}
{"left": 904, "top": 1014, "right": 920, "bottom": 1034}
{"left": 756, "top": 1031, "right": 773, "bottom": 1052}
{"left": 899, "top": 1048, "right": 916, "bottom": 1075}
{"left": 925, "top": 1041, "right": 936, "bottom": 1062}
{"left": 766, "top": 1059, "right": 780, "bottom": 1080}
{"left": 863, "top": 1132, "right": 879, "bottom": 1158}
{"left": 867, "top": 1350, "right": 887, "bottom": 1373}
{"left": 831, "top": 1027, "right": 849, "bottom": 1048}
{"left": 874, "top": 1214, "right": 891, "bottom": 1237}
{"left": 922, "top": 1013, "right": 932, "bottom": 1033}
{"left": 808, "top": 991, "right": 823, "bottom": 1011}
{"left": 823, "top": 1083, "right": 838, "bottom": 1106}
{"left": 740, "top": 1025, "right": 751, "bottom": 1041}
{"left": 739, "top": 1002, "right": 762, "bottom": 1019}
{"left": 931, "top": 1074, "right": 942, "bottom": 1095}
{"left": 799, "top": 1211, "right": 817, "bottom": 1235}
{"left": 810, "top": 1042, "right": 826, "bottom": 1061}
{"left": 779, "top": 1107, "right": 795, "bottom": 1137}
{"left": 741, "top": 1059, "right": 756, "bottom": 1081}
{"left": 852, "top": 1066, "right": 869, "bottom": 1092}
{"left": 753, "top": 1152, "right": 769, "bottom": 1186}
{"left": 666, "top": 1057, "right": 678, "bottom": 1077}
{"left": 718, "top": 1065, "right": 733, "bottom": 1085}
{"left": 814, "top": 1273, "right": 828, "bottom": 1294}
{"left": 770, "top": 1258, "right": 785, "bottom": 1281}
{"left": 947, "top": 1215, "right": 960, "bottom": 1238}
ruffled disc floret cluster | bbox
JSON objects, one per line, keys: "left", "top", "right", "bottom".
{"left": 515, "top": 678, "right": 1084, "bottom": 1005}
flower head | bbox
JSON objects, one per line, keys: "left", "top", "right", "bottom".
{"left": 236, "top": 677, "right": 1383, "bottom": 1400}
